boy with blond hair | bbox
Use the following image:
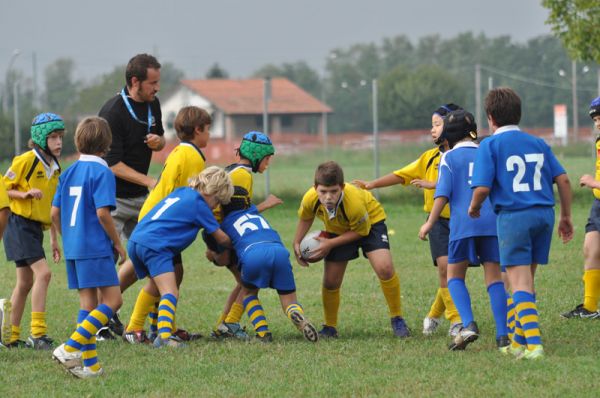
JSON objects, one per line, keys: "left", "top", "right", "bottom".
{"left": 127, "top": 166, "right": 233, "bottom": 347}
{"left": 121, "top": 106, "right": 211, "bottom": 343}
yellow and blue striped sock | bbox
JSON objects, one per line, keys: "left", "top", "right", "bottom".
{"left": 66, "top": 304, "right": 113, "bottom": 371}
{"left": 224, "top": 302, "right": 245, "bottom": 324}
{"left": 148, "top": 302, "right": 159, "bottom": 336}
{"left": 77, "top": 309, "right": 90, "bottom": 328}
{"left": 379, "top": 273, "right": 402, "bottom": 317}
{"left": 285, "top": 303, "right": 304, "bottom": 319}
{"left": 82, "top": 335, "right": 100, "bottom": 372}
{"left": 243, "top": 295, "right": 269, "bottom": 337}
{"left": 513, "top": 291, "right": 542, "bottom": 350}
{"left": 65, "top": 309, "right": 90, "bottom": 353}
{"left": 158, "top": 294, "right": 177, "bottom": 340}
{"left": 322, "top": 287, "right": 340, "bottom": 328}
{"left": 506, "top": 293, "right": 516, "bottom": 342}
{"left": 30, "top": 312, "right": 47, "bottom": 338}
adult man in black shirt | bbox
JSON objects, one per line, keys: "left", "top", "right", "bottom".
{"left": 98, "top": 53, "right": 165, "bottom": 340}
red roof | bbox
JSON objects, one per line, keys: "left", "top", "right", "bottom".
{"left": 181, "top": 78, "right": 332, "bottom": 115}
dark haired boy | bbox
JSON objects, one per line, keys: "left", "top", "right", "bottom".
{"left": 293, "top": 161, "right": 410, "bottom": 338}
{"left": 469, "top": 87, "right": 573, "bottom": 359}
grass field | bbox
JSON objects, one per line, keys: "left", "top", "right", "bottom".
{"left": 1, "top": 142, "right": 600, "bottom": 397}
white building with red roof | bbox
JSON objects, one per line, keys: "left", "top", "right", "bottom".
{"left": 161, "top": 78, "right": 332, "bottom": 143}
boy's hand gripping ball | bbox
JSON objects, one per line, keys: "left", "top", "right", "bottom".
{"left": 300, "top": 230, "right": 329, "bottom": 263}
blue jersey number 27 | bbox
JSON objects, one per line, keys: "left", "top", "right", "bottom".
{"left": 506, "top": 153, "right": 544, "bottom": 192}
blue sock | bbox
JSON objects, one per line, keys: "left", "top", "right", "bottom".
{"left": 487, "top": 281, "right": 508, "bottom": 338}
{"left": 448, "top": 278, "right": 474, "bottom": 326}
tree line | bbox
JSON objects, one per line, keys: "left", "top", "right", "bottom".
{"left": 1, "top": 31, "right": 598, "bottom": 159}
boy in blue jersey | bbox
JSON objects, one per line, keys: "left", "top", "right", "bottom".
{"left": 51, "top": 117, "right": 126, "bottom": 378}
{"left": 469, "top": 87, "right": 573, "bottom": 360}
{"left": 419, "top": 110, "right": 508, "bottom": 352}
{"left": 210, "top": 187, "right": 318, "bottom": 342}
{"left": 127, "top": 166, "right": 233, "bottom": 348}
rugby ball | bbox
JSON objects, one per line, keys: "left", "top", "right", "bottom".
{"left": 300, "top": 230, "right": 329, "bottom": 262}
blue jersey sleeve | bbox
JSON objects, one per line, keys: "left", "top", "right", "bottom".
{"left": 92, "top": 169, "right": 116, "bottom": 210}
{"left": 471, "top": 139, "right": 495, "bottom": 188}
{"left": 434, "top": 155, "right": 452, "bottom": 200}
{"left": 196, "top": 199, "right": 219, "bottom": 234}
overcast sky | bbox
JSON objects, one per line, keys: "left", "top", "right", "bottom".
{"left": 0, "top": 0, "right": 552, "bottom": 84}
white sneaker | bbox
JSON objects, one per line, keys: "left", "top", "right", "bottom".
{"left": 422, "top": 316, "right": 441, "bottom": 336}
{"left": 0, "top": 299, "right": 11, "bottom": 345}
{"left": 69, "top": 366, "right": 104, "bottom": 379}
{"left": 448, "top": 322, "right": 463, "bottom": 337}
{"left": 52, "top": 343, "right": 82, "bottom": 369}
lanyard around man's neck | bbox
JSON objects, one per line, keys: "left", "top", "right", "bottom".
{"left": 120, "top": 88, "right": 152, "bottom": 133}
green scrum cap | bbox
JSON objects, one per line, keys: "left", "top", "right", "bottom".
{"left": 238, "top": 131, "right": 275, "bottom": 172}
{"left": 31, "top": 113, "right": 65, "bottom": 150}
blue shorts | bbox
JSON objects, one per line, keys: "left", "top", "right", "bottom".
{"left": 128, "top": 241, "right": 175, "bottom": 279}
{"left": 448, "top": 236, "right": 499, "bottom": 265}
{"left": 240, "top": 243, "right": 296, "bottom": 292}
{"left": 66, "top": 256, "right": 119, "bottom": 289}
{"left": 497, "top": 207, "right": 554, "bottom": 267}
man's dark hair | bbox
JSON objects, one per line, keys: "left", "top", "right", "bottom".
{"left": 126, "top": 53, "right": 161, "bottom": 87}
{"left": 314, "top": 161, "right": 344, "bottom": 187}
{"left": 484, "top": 87, "right": 522, "bottom": 127}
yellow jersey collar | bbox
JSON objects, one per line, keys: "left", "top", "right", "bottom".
{"left": 325, "top": 191, "right": 345, "bottom": 220}
{"left": 32, "top": 148, "right": 59, "bottom": 179}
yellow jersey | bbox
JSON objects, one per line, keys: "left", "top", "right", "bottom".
{"left": 594, "top": 138, "right": 600, "bottom": 200}
{"left": 0, "top": 180, "right": 9, "bottom": 210}
{"left": 298, "top": 183, "right": 386, "bottom": 236}
{"left": 214, "top": 164, "right": 253, "bottom": 222}
{"left": 139, "top": 142, "right": 206, "bottom": 221}
{"left": 393, "top": 147, "right": 451, "bottom": 218}
{"left": 3, "top": 149, "right": 60, "bottom": 227}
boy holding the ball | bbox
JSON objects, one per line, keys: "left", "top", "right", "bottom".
{"left": 293, "top": 161, "right": 410, "bottom": 338}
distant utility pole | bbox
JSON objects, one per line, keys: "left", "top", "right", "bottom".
{"left": 263, "top": 77, "right": 271, "bottom": 197}
{"left": 475, "top": 63, "right": 482, "bottom": 131}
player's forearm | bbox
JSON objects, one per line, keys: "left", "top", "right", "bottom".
{"left": 293, "top": 218, "right": 314, "bottom": 246}
{"left": 212, "top": 229, "right": 232, "bottom": 248}
{"left": 365, "top": 173, "right": 404, "bottom": 190}
{"left": 49, "top": 222, "right": 58, "bottom": 245}
{"left": 428, "top": 197, "right": 448, "bottom": 224}
{"left": 97, "top": 208, "right": 123, "bottom": 249}
{"left": 51, "top": 206, "right": 61, "bottom": 235}
{"left": 555, "top": 174, "right": 572, "bottom": 218}
{"left": 110, "top": 162, "right": 156, "bottom": 189}
{"left": 328, "top": 230, "right": 362, "bottom": 248}
{"left": 470, "top": 186, "right": 490, "bottom": 210}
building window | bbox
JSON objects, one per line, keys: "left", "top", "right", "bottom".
{"left": 281, "top": 115, "right": 292, "bottom": 127}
